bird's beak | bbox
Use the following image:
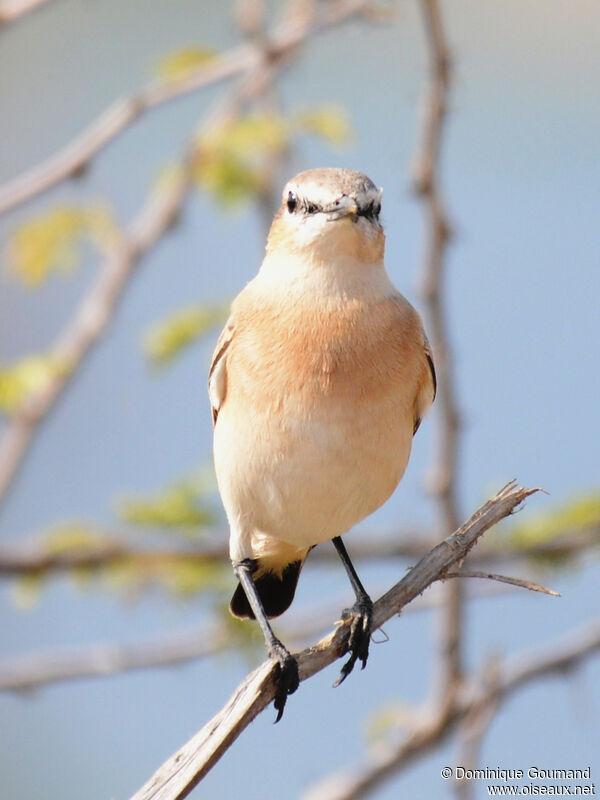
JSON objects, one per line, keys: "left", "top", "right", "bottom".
{"left": 326, "top": 198, "right": 359, "bottom": 221}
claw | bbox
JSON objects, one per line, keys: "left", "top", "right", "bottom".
{"left": 269, "top": 640, "right": 299, "bottom": 722}
{"left": 333, "top": 595, "right": 373, "bottom": 688}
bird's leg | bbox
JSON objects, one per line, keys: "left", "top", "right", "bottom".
{"left": 233, "top": 559, "right": 299, "bottom": 721}
{"left": 332, "top": 536, "right": 373, "bottom": 688}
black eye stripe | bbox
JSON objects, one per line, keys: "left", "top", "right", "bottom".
{"left": 357, "top": 201, "right": 380, "bottom": 219}
{"left": 285, "top": 192, "right": 380, "bottom": 218}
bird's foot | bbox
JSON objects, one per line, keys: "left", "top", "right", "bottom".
{"left": 333, "top": 595, "right": 373, "bottom": 688}
{"left": 268, "top": 639, "right": 299, "bottom": 722}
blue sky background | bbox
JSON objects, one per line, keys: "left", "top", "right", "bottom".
{"left": 0, "top": 1, "right": 599, "bottom": 798}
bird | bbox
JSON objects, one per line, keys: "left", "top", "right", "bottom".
{"left": 209, "top": 167, "right": 436, "bottom": 720}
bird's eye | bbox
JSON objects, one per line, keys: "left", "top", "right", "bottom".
{"left": 287, "top": 191, "right": 297, "bottom": 213}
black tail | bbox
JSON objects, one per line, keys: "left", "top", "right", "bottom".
{"left": 230, "top": 560, "right": 303, "bottom": 620}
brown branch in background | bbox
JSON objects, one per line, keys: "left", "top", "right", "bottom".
{"left": 0, "top": 0, "right": 52, "bottom": 24}
{"left": 412, "top": 0, "right": 463, "bottom": 700}
{"left": 0, "top": 623, "right": 230, "bottom": 693}
{"left": 453, "top": 655, "right": 501, "bottom": 800}
{"left": 1, "top": 522, "right": 597, "bottom": 577}
{"left": 0, "top": 170, "right": 191, "bottom": 506}
{"left": 0, "top": 0, "right": 371, "bottom": 217}
{"left": 128, "top": 484, "right": 537, "bottom": 800}
{"left": 0, "top": 578, "right": 522, "bottom": 693}
{"left": 0, "top": 0, "right": 367, "bottom": 510}
{"left": 303, "top": 617, "right": 600, "bottom": 800}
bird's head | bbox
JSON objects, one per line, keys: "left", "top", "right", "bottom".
{"left": 266, "top": 168, "right": 385, "bottom": 265}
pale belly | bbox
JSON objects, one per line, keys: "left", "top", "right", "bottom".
{"left": 214, "top": 392, "right": 414, "bottom": 555}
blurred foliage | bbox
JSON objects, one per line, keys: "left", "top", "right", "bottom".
{"left": 43, "top": 521, "right": 112, "bottom": 553}
{"left": 143, "top": 304, "right": 228, "bottom": 367}
{"left": 509, "top": 490, "right": 600, "bottom": 548}
{"left": 101, "top": 552, "right": 228, "bottom": 601}
{"left": 5, "top": 204, "right": 118, "bottom": 287}
{"left": 0, "top": 352, "right": 72, "bottom": 415}
{"left": 11, "top": 574, "right": 44, "bottom": 610}
{"left": 221, "top": 605, "right": 264, "bottom": 655}
{"left": 10, "top": 518, "right": 229, "bottom": 605}
{"left": 194, "top": 105, "right": 350, "bottom": 206}
{"left": 365, "top": 702, "right": 416, "bottom": 744}
{"left": 155, "top": 46, "right": 217, "bottom": 82}
{"left": 293, "top": 106, "right": 351, "bottom": 146}
{"left": 117, "top": 471, "right": 217, "bottom": 534}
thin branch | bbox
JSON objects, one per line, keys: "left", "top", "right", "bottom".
{"left": 0, "top": 580, "right": 519, "bottom": 693}
{"left": 303, "top": 617, "right": 600, "bottom": 800}
{"left": 0, "top": 169, "right": 190, "bottom": 506}
{"left": 0, "top": 0, "right": 53, "bottom": 24}
{"left": 2, "top": 522, "right": 596, "bottom": 577}
{"left": 128, "top": 483, "right": 538, "bottom": 800}
{"left": 453, "top": 656, "right": 501, "bottom": 800}
{"left": 413, "top": 0, "right": 463, "bottom": 700}
{"left": 0, "top": 2, "right": 317, "bottom": 509}
{"left": 0, "top": 624, "right": 229, "bottom": 693}
{"left": 0, "top": 0, "right": 372, "bottom": 217}
{"left": 444, "top": 569, "right": 560, "bottom": 597}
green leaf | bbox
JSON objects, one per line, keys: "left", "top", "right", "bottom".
{"left": 0, "top": 352, "right": 72, "bottom": 415}
{"left": 159, "top": 559, "right": 228, "bottom": 597}
{"left": 293, "top": 105, "right": 352, "bottom": 147}
{"left": 143, "top": 305, "right": 227, "bottom": 367}
{"left": 5, "top": 204, "right": 117, "bottom": 287}
{"left": 117, "top": 472, "right": 217, "bottom": 533}
{"left": 155, "top": 46, "right": 217, "bottom": 82}
{"left": 509, "top": 490, "right": 600, "bottom": 548}
{"left": 364, "top": 702, "right": 414, "bottom": 743}
{"left": 11, "top": 574, "right": 44, "bottom": 610}
{"left": 193, "top": 106, "right": 353, "bottom": 207}
{"left": 43, "top": 522, "right": 109, "bottom": 553}
{"left": 193, "top": 112, "right": 290, "bottom": 206}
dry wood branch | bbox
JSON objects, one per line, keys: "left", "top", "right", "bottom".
{"left": 0, "top": 169, "right": 190, "bottom": 506}
{"left": 129, "top": 483, "right": 537, "bottom": 800}
{"left": 304, "top": 617, "right": 600, "bottom": 800}
{"left": 444, "top": 569, "right": 560, "bottom": 597}
{"left": 0, "top": 1, "right": 321, "bottom": 509}
{"left": 413, "top": 0, "right": 462, "bottom": 698}
{"left": 0, "top": 624, "right": 229, "bottom": 692}
{"left": 3, "top": 522, "right": 597, "bottom": 577}
{"left": 0, "top": 581, "right": 519, "bottom": 693}
{"left": 0, "top": 0, "right": 52, "bottom": 24}
{"left": 0, "top": 0, "right": 371, "bottom": 217}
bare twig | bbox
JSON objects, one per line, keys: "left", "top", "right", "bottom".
{"left": 0, "top": 580, "right": 520, "bottom": 693}
{"left": 444, "top": 569, "right": 560, "bottom": 597}
{"left": 0, "top": 0, "right": 332, "bottom": 509}
{"left": 454, "top": 656, "right": 501, "bottom": 800}
{"left": 0, "top": 0, "right": 371, "bottom": 217}
{"left": 2, "top": 522, "right": 596, "bottom": 577}
{"left": 413, "top": 0, "right": 463, "bottom": 700}
{"left": 0, "top": 169, "right": 190, "bottom": 506}
{"left": 303, "top": 617, "right": 600, "bottom": 800}
{"left": 128, "top": 483, "right": 537, "bottom": 800}
{"left": 0, "top": 624, "right": 229, "bottom": 692}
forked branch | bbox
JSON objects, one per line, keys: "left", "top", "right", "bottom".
{"left": 129, "top": 482, "right": 538, "bottom": 800}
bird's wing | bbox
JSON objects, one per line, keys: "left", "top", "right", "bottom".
{"left": 208, "top": 317, "right": 235, "bottom": 425}
{"left": 413, "top": 334, "right": 437, "bottom": 435}
{"left": 424, "top": 338, "right": 437, "bottom": 402}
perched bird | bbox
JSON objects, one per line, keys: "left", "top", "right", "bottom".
{"left": 209, "top": 168, "right": 436, "bottom": 720}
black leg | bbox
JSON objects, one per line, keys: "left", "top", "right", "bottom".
{"left": 332, "top": 536, "right": 373, "bottom": 687}
{"left": 233, "top": 559, "right": 299, "bottom": 721}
